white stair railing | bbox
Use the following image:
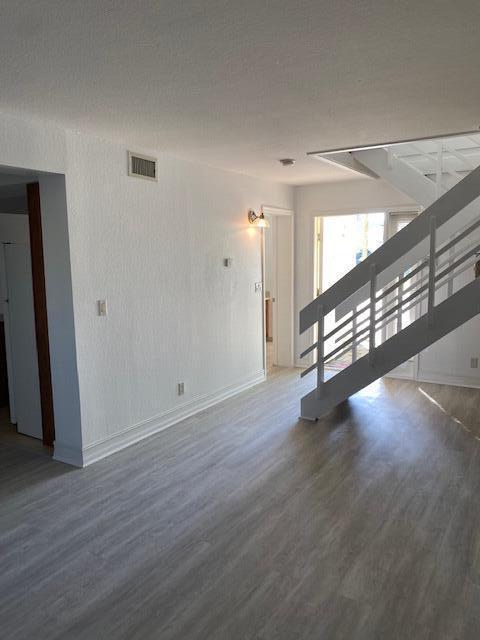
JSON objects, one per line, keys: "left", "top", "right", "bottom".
{"left": 299, "top": 166, "right": 480, "bottom": 414}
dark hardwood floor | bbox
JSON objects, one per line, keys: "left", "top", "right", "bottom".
{"left": 1, "top": 368, "right": 480, "bottom": 639}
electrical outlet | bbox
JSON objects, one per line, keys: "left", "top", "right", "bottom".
{"left": 177, "top": 382, "right": 185, "bottom": 396}
{"left": 471, "top": 357, "right": 479, "bottom": 369}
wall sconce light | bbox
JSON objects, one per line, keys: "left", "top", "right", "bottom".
{"left": 248, "top": 210, "right": 270, "bottom": 228}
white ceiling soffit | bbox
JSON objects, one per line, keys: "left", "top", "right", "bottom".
{"left": 1, "top": 2, "right": 480, "bottom": 185}
{"left": 316, "top": 153, "right": 380, "bottom": 179}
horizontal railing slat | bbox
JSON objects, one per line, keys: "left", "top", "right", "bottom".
{"left": 303, "top": 254, "right": 479, "bottom": 375}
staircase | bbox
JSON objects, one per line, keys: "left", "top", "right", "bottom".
{"left": 299, "top": 161, "right": 480, "bottom": 420}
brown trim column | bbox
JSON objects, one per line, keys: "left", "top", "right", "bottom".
{"left": 26, "top": 182, "right": 55, "bottom": 446}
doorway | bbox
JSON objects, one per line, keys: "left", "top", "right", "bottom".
{"left": 2, "top": 242, "right": 43, "bottom": 438}
{"left": 314, "top": 208, "right": 419, "bottom": 376}
{"left": 0, "top": 180, "right": 54, "bottom": 447}
{"left": 262, "top": 206, "right": 294, "bottom": 374}
{"left": 315, "top": 211, "right": 385, "bottom": 373}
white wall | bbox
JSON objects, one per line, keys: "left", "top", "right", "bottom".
{"left": 416, "top": 241, "right": 480, "bottom": 388}
{"left": 39, "top": 174, "right": 83, "bottom": 456}
{"left": 0, "top": 112, "right": 293, "bottom": 464}
{"left": 294, "top": 177, "right": 480, "bottom": 389}
{"left": 64, "top": 131, "right": 292, "bottom": 462}
{"left": 0, "top": 112, "right": 66, "bottom": 175}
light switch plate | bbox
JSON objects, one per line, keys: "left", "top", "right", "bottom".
{"left": 97, "top": 300, "right": 108, "bottom": 316}
{"left": 255, "top": 282, "right": 263, "bottom": 292}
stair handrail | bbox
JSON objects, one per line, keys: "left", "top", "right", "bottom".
{"left": 300, "top": 164, "right": 480, "bottom": 334}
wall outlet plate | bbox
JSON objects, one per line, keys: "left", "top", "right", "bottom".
{"left": 471, "top": 357, "right": 479, "bottom": 369}
{"left": 223, "top": 258, "right": 232, "bottom": 267}
{"left": 97, "top": 300, "right": 107, "bottom": 316}
{"left": 255, "top": 282, "right": 263, "bottom": 292}
{"left": 177, "top": 382, "right": 185, "bottom": 396}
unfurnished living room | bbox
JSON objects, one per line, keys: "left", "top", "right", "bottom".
{"left": 1, "top": 2, "right": 480, "bottom": 639}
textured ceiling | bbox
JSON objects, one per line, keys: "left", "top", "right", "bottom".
{"left": 1, "top": 1, "right": 480, "bottom": 185}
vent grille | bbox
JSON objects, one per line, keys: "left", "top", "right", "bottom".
{"left": 128, "top": 152, "right": 157, "bottom": 181}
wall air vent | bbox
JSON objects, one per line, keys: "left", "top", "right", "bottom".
{"left": 128, "top": 151, "right": 158, "bottom": 181}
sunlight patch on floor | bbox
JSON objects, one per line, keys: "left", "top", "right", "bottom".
{"left": 418, "top": 386, "right": 477, "bottom": 438}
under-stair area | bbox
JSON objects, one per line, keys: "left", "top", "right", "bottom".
{"left": 300, "top": 144, "right": 480, "bottom": 420}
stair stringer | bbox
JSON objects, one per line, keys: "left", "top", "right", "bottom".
{"left": 352, "top": 148, "right": 436, "bottom": 208}
{"left": 301, "top": 276, "right": 480, "bottom": 419}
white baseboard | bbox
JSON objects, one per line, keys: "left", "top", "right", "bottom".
{"left": 415, "top": 370, "right": 480, "bottom": 389}
{"left": 53, "top": 370, "right": 266, "bottom": 468}
{"left": 385, "top": 368, "right": 480, "bottom": 389}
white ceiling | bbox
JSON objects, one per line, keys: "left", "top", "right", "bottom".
{"left": 1, "top": 1, "right": 480, "bottom": 185}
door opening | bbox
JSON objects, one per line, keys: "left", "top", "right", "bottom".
{"left": 314, "top": 209, "right": 419, "bottom": 377}
{"left": 315, "top": 211, "right": 385, "bottom": 375}
{"left": 262, "top": 206, "right": 294, "bottom": 375}
{"left": 0, "top": 181, "right": 54, "bottom": 447}
{"left": 3, "top": 242, "right": 43, "bottom": 439}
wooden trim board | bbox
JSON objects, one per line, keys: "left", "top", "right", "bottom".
{"left": 26, "top": 182, "right": 55, "bottom": 447}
